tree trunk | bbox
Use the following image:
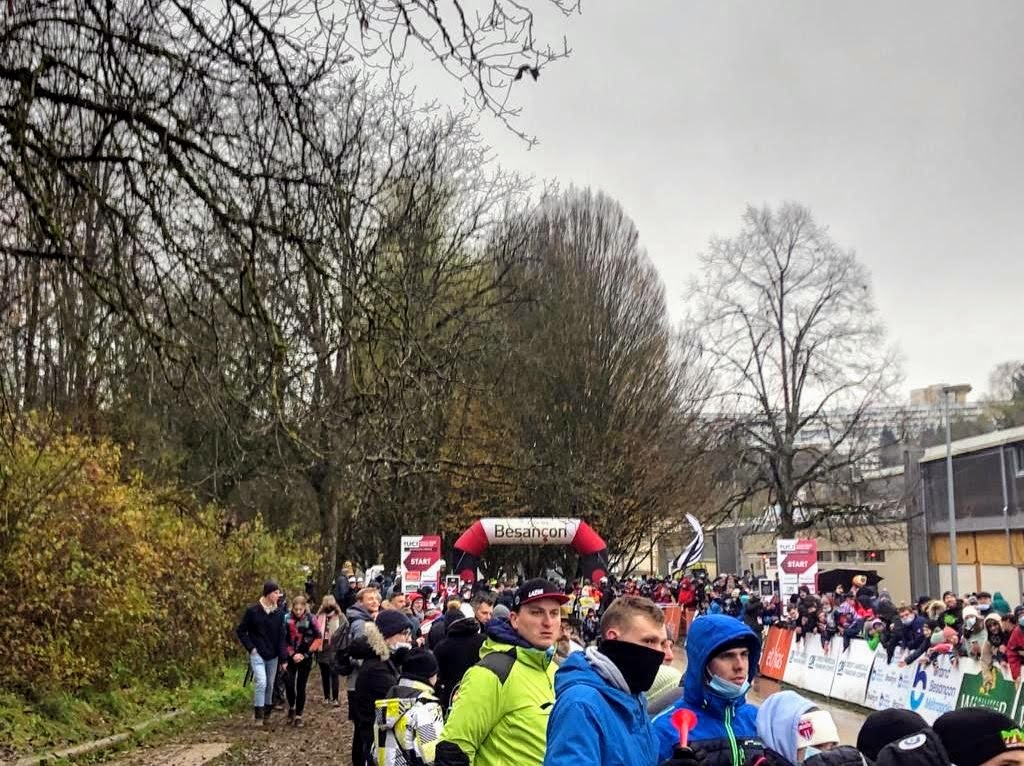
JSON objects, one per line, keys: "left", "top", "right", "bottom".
{"left": 313, "top": 464, "right": 338, "bottom": 591}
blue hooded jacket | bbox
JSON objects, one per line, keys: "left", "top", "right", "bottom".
{"left": 653, "top": 615, "right": 762, "bottom": 765}
{"left": 544, "top": 650, "right": 658, "bottom": 766}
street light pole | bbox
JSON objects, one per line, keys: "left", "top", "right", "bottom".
{"left": 943, "top": 383, "right": 972, "bottom": 595}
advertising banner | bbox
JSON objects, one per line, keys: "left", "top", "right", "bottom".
{"left": 864, "top": 646, "right": 909, "bottom": 712}
{"left": 801, "top": 636, "right": 840, "bottom": 697}
{"left": 777, "top": 635, "right": 839, "bottom": 697}
{"left": 957, "top": 659, "right": 1019, "bottom": 717}
{"left": 659, "top": 604, "right": 683, "bottom": 642}
{"left": 864, "top": 649, "right": 962, "bottom": 724}
{"left": 399, "top": 535, "right": 443, "bottom": 594}
{"left": 909, "top": 655, "right": 963, "bottom": 723}
{"left": 829, "top": 639, "right": 876, "bottom": 705}
{"left": 760, "top": 627, "right": 794, "bottom": 681}
{"left": 783, "top": 636, "right": 810, "bottom": 689}
{"left": 777, "top": 538, "right": 818, "bottom": 598}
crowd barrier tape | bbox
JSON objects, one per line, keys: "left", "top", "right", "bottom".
{"left": 758, "top": 626, "right": 1024, "bottom": 725}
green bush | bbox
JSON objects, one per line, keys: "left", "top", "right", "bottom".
{"left": 0, "top": 414, "right": 305, "bottom": 697}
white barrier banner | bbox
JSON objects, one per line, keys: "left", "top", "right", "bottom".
{"left": 863, "top": 648, "right": 962, "bottom": 724}
{"left": 864, "top": 646, "right": 907, "bottom": 711}
{"left": 802, "top": 637, "right": 839, "bottom": 697}
{"left": 910, "top": 655, "right": 962, "bottom": 723}
{"left": 782, "top": 637, "right": 809, "bottom": 689}
{"left": 830, "top": 639, "right": 875, "bottom": 705}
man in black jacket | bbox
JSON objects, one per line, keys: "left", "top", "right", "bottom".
{"left": 434, "top": 616, "right": 484, "bottom": 709}
{"left": 236, "top": 581, "right": 288, "bottom": 726}
{"left": 350, "top": 609, "right": 416, "bottom": 765}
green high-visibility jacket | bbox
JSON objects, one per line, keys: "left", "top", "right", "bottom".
{"left": 439, "top": 636, "right": 556, "bottom": 766}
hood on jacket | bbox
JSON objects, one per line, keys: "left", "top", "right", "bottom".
{"left": 924, "top": 600, "right": 946, "bottom": 622}
{"left": 756, "top": 690, "right": 815, "bottom": 766}
{"left": 346, "top": 603, "right": 374, "bottom": 624}
{"left": 993, "top": 592, "right": 1012, "bottom": 614}
{"left": 682, "top": 615, "right": 761, "bottom": 710}
{"left": 447, "top": 616, "right": 482, "bottom": 638}
{"left": 484, "top": 613, "right": 539, "bottom": 649}
{"left": 555, "top": 650, "right": 645, "bottom": 721}
{"left": 363, "top": 622, "right": 391, "bottom": 661}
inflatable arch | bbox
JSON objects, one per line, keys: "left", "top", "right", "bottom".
{"left": 452, "top": 518, "right": 609, "bottom": 583}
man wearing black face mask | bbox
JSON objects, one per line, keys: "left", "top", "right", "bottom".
{"left": 543, "top": 595, "right": 665, "bottom": 766}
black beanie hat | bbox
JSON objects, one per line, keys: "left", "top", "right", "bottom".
{"left": 934, "top": 708, "right": 1024, "bottom": 766}
{"left": 263, "top": 580, "right": 280, "bottom": 596}
{"left": 376, "top": 609, "right": 412, "bottom": 639}
{"left": 874, "top": 729, "right": 951, "bottom": 766}
{"left": 401, "top": 649, "right": 439, "bottom": 683}
{"left": 857, "top": 709, "right": 929, "bottom": 761}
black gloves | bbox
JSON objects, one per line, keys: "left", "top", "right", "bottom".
{"left": 659, "top": 746, "right": 707, "bottom": 766}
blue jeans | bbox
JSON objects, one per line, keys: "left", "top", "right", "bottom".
{"left": 250, "top": 652, "right": 279, "bottom": 708}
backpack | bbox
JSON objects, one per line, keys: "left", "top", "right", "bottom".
{"left": 375, "top": 686, "right": 436, "bottom": 766}
{"left": 445, "top": 648, "right": 516, "bottom": 719}
{"left": 329, "top": 612, "right": 354, "bottom": 676}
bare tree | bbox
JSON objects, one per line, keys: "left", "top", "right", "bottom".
{"left": 1, "top": 0, "right": 577, "bottom": 581}
{"left": 443, "top": 188, "right": 716, "bottom": 576}
{"left": 691, "top": 203, "right": 903, "bottom": 538}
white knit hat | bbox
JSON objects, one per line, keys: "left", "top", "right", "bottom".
{"left": 798, "top": 709, "right": 840, "bottom": 749}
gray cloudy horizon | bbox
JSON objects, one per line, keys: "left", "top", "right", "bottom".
{"left": 456, "top": 1, "right": 1024, "bottom": 399}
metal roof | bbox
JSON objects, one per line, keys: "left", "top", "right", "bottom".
{"left": 919, "top": 425, "right": 1024, "bottom": 463}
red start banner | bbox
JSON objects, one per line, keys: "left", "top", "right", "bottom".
{"left": 777, "top": 538, "right": 818, "bottom": 597}
{"left": 400, "top": 535, "right": 443, "bottom": 593}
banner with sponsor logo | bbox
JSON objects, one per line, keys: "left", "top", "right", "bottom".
{"left": 862, "top": 649, "right": 962, "bottom": 724}
{"left": 760, "top": 627, "right": 793, "bottom": 681}
{"left": 399, "top": 535, "right": 443, "bottom": 594}
{"left": 906, "top": 654, "right": 963, "bottom": 723}
{"left": 776, "top": 538, "right": 818, "bottom": 598}
{"left": 829, "top": 639, "right": 876, "bottom": 705}
{"left": 957, "top": 658, "right": 1018, "bottom": 717}
{"left": 779, "top": 635, "right": 839, "bottom": 697}
{"left": 783, "top": 635, "right": 810, "bottom": 689}
{"left": 761, "top": 634, "right": 994, "bottom": 723}
{"left": 864, "top": 646, "right": 906, "bottom": 711}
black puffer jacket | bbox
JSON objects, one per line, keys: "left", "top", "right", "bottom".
{"left": 434, "top": 617, "right": 484, "bottom": 708}
{"left": 755, "top": 746, "right": 867, "bottom": 766}
{"left": 351, "top": 623, "right": 402, "bottom": 724}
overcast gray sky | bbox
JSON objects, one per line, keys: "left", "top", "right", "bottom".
{"left": 463, "top": 1, "right": 1024, "bottom": 398}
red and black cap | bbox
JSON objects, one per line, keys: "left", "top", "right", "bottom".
{"left": 512, "top": 579, "right": 570, "bottom": 611}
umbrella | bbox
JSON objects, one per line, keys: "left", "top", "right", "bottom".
{"left": 816, "top": 568, "right": 883, "bottom": 594}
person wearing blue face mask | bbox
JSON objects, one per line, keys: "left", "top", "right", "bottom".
{"left": 889, "top": 604, "right": 926, "bottom": 663}
{"left": 652, "top": 615, "right": 763, "bottom": 766}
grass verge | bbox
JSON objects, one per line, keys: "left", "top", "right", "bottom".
{"left": 0, "top": 661, "right": 250, "bottom": 762}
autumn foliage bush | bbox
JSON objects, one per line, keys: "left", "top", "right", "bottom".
{"left": 0, "top": 415, "right": 304, "bottom": 696}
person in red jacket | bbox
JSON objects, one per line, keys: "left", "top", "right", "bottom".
{"left": 1006, "top": 607, "right": 1024, "bottom": 679}
{"left": 677, "top": 578, "right": 696, "bottom": 608}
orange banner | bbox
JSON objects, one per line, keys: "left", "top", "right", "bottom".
{"left": 759, "top": 626, "right": 793, "bottom": 680}
{"left": 659, "top": 604, "right": 683, "bottom": 642}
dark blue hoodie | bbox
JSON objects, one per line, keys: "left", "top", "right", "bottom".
{"left": 653, "top": 615, "right": 763, "bottom": 765}
{"left": 543, "top": 649, "right": 658, "bottom": 766}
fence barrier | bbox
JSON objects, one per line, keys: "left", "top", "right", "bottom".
{"left": 758, "top": 626, "right": 1024, "bottom": 725}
